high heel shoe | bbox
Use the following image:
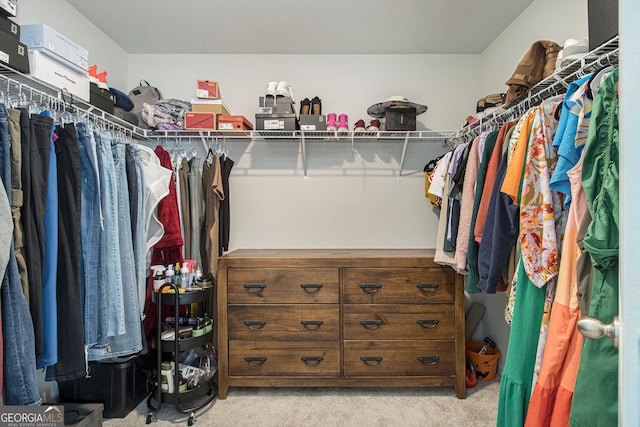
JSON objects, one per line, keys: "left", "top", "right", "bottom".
{"left": 311, "top": 96, "right": 322, "bottom": 115}
{"left": 300, "top": 98, "right": 311, "bottom": 115}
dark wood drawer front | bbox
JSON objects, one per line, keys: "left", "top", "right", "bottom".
{"left": 229, "top": 340, "right": 340, "bottom": 376}
{"left": 344, "top": 304, "right": 454, "bottom": 340}
{"left": 229, "top": 305, "right": 339, "bottom": 341}
{"left": 343, "top": 268, "right": 455, "bottom": 304}
{"left": 228, "top": 268, "right": 339, "bottom": 304}
{"left": 344, "top": 340, "right": 455, "bottom": 376}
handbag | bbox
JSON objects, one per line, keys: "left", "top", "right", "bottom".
{"left": 128, "top": 80, "right": 162, "bottom": 127}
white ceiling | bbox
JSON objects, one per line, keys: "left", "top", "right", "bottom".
{"left": 66, "top": 0, "right": 534, "bottom": 55}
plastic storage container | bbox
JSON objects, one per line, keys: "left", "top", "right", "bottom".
{"left": 58, "top": 355, "right": 151, "bottom": 418}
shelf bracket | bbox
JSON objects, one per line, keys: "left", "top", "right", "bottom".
{"left": 301, "top": 132, "right": 308, "bottom": 179}
{"left": 398, "top": 133, "right": 410, "bottom": 178}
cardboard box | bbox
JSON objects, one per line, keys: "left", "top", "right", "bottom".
{"left": 299, "top": 115, "right": 327, "bottom": 131}
{"left": 588, "top": 0, "right": 618, "bottom": 50}
{"left": 218, "top": 115, "right": 254, "bottom": 130}
{"left": 191, "top": 100, "right": 230, "bottom": 115}
{"left": 20, "top": 24, "right": 89, "bottom": 72}
{"left": 89, "top": 82, "right": 115, "bottom": 114}
{"left": 255, "top": 113, "right": 297, "bottom": 131}
{"left": 28, "top": 50, "right": 88, "bottom": 100}
{"left": 196, "top": 80, "right": 220, "bottom": 99}
{"left": 0, "top": 14, "right": 19, "bottom": 40}
{"left": 384, "top": 107, "right": 416, "bottom": 131}
{"left": 0, "top": 0, "right": 16, "bottom": 17}
{"left": 0, "top": 29, "right": 28, "bottom": 73}
{"left": 185, "top": 112, "right": 216, "bottom": 130}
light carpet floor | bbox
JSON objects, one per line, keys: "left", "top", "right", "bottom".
{"left": 103, "top": 381, "right": 499, "bottom": 427}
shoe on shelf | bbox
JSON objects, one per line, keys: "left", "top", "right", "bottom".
{"left": 311, "top": 96, "right": 322, "bottom": 115}
{"left": 327, "top": 112, "right": 337, "bottom": 131}
{"left": 366, "top": 119, "right": 380, "bottom": 132}
{"left": 266, "top": 81, "right": 278, "bottom": 97}
{"left": 88, "top": 65, "right": 98, "bottom": 84}
{"left": 337, "top": 114, "right": 349, "bottom": 132}
{"left": 300, "top": 98, "right": 311, "bottom": 115}
{"left": 353, "top": 119, "right": 366, "bottom": 132}
{"left": 276, "top": 81, "right": 294, "bottom": 103}
{"left": 96, "top": 71, "right": 109, "bottom": 89}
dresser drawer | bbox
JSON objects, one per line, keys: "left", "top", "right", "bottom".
{"left": 343, "top": 268, "right": 454, "bottom": 304}
{"left": 229, "top": 340, "right": 340, "bottom": 376}
{"left": 228, "top": 268, "right": 339, "bottom": 304}
{"left": 344, "top": 340, "right": 455, "bottom": 376}
{"left": 344, "top": 304, "right": 454, "bottom": 340}
{"left": 228, "top": 304, "right": 339, "bottom": 341}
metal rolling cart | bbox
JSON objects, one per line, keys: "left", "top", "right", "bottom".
{"left": 146, "top": 282, "right": 217, "bottom": 425}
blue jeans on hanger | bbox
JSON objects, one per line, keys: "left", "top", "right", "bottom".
{"left": 76, "top": 123, "right": 105, "bottom": 348}
{"left": 129, "top": 145, "right": 148, "bottom": 318}
{"left": 0, "top": 104, "right": 41, "bottom": 405}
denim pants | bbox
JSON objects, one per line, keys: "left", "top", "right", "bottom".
{"left": 76, "top": 123, "right": 104, "bottom": 348}
{"left": 89, "top": 136, "right": 142, "bottom": 360}
{"left": 0, "top": 104, "right": 41, "bottom": 405}
{"left": 38, "top": 111, "right": 58, "bottom": 369}
{"left": 94, "top": 131, "right": 126, "bottom": 340}
{"left": 22, "top": 113, "right": 54, "bottom": 357}
{"left": 129, "top": 145, "right": 148, "bottom": 317}
{"left": 53, "top": 123, "right": 86, "bottom": 381}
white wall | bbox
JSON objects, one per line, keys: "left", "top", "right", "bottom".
{"left": 471, "top": 0, "right": 590, "bottom": 373}
{"left": 129, "top": 53, "right": 481, "bottom": 250}
{"left": 17, "top": 0, "right": 129, "bottom": 90}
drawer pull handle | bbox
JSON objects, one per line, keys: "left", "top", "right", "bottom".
{"left": 417, "top": 319, "right": 440, "bottom": 329}
{"left": 360, "top": 356, "right": 383, "bottom": 366}
{"left": 359, "top": 283, "right": 382, "bottom": 294}
{"left": 359, "top": 320, "right": 382, "bottom": 330}
{"left": 417, "top": 356, "right": 440, "bottom": 366}
{"left": 244, "top": 283, "right": 266, "bottom": 293}
{"left": 301, "top": 356, "right": 324, "bottom": 366}
{"left": 300, "top": 283, "right": 323, "bottom": 293}
{"left": 300, "top": 320, "right": 324, "bottom": 330}
{"left": 244, "top": 320, "right": 267, "bottom": 330}
{"left": 244, "top": 357, "right": 267, "bottom": 366}
{"left": 416, "top": 283, "right": 439, "bottom": 292}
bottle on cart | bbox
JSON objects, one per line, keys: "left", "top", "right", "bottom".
{"left": 165, "top": 264, "right": 175, "bottom": 285}
{"left": 152, "top": 265, "right": 166, "bottom": 292}
{"left": 175, "top": 263, "right": 182, "bottom": 288}
{"left": 181, "top": 264, "right": 190, "bottom": 290}
{"left": 160, "top": 361, "right": 174, "bottom": 393}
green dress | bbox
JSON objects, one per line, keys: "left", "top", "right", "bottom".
{"left": 570, "top": 68, "right": 619, "bottom": 427}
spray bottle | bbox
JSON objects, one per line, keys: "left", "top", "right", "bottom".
{"left": 152, "top": 265, "right": 166, "bottom": 292}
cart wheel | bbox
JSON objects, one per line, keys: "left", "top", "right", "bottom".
{"left": 188, "top": 412, "right": 195, "bottom": 426}
{"left": 146, "top": 413, "right": 155, "bottom": 424}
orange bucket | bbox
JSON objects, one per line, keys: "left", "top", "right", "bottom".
{"left": 466, "top": 341, "right": 501, "bottom": 381}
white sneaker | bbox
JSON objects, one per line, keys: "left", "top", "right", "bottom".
{"left": 266, "top": 81, "right": 278, "bottom": 97}
{"left": 275, "top": 80, "right": 295, "bottom": 103}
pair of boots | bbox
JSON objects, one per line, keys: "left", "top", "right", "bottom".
{"left": 300, "top": 97, "right": 321, "bottom": 115}
{"left": 505, "top": 40, "right": 561, "bottom": 105}
{"left": 326, "top": 113, "right": 348, "bottom": 132}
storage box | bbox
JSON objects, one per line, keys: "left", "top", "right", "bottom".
{"left": 255, "top": 113, "right": 297, "bottom": 131}
{"left": 185, "top": 111, "right": 216, "bottom": 130}
{"left": 0, "top": 14, "right": 19, "bottom": 39}
{"left": 89, "top": 82, "right": 115, "bottom": 114}
{"left": 217, "top": 115, "right": 253, "bottom": 130}
{"left": 28, "top": 50, "right": 88, "bottom": 100}
{"left": 258, "top": 96, "right": 293, "bottom": 107}
{"left": 196, "top": 80, "right": 220, "bottom": 99}
{"left": 63, "top": 403, "right": 104, "bottom": 427}
{"left": 0, "top": 28, "right": 27, "bottom": 73}
{"left": 299, "top": 115, "right": 326, "bottom": 131}
{"left": 588, "top": 0, "right": 618, "bottom": 50}
{"left": 0, "top": 0, "right": 16, "bottom": 17}
{"left": 384, "top": 107, "right": 416, "bottom": 131}
{"left": 191, "top": 99, "right": 230, "bottom": 116}
{"left": 58, "top": 355, "right": 151, "bottom": 419}
{"left": 258, "top": 97, "right": 295, "bottom": 114}
{"left": 20, "top": 24, "right": 89, "bottom": 72}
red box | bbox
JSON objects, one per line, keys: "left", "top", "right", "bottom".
{"left": 184, "top": 112, "right": 216, "bottom": 130}
{"left": 196, "top": 80, "right": 220, "bottom": 99}
{"left": 217, "top": 115, "right": 253, "bottom": 130}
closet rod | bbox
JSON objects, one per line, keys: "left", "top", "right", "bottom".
{"left": 461, "top": 36, "right": 619, "bottom": 140}
{"left": 0, "top": 62, "right": 148, "bottom": 139}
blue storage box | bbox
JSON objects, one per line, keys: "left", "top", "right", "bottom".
{"left": 20, "top": 23, "right": 88, "bottom": 73}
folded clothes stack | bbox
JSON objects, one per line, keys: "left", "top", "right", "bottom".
{"left": 142, "top": 99, "right": 192, "bottom": 129}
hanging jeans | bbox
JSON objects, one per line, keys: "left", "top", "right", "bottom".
{"left": 76, "top": 123, "right": 104, "bottom": 348}
{"left": 54, "top": 123, "right": 86, "bottom": 381}
{"left": 0, "top": 104, "right": 41, "bottom": 405}
{"left": 128, "top": 145, "right": 148, "bottom": 317}
{"left": 21, "top": 113, "right": 54, "bottom": 358}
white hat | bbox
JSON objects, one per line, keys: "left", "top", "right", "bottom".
{"left": 555, "top": 38, "right": 589, "bottom": 70}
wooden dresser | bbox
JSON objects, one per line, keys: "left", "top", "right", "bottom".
{"left": 216, "top": 249, "right": 465, "bottom": 399}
